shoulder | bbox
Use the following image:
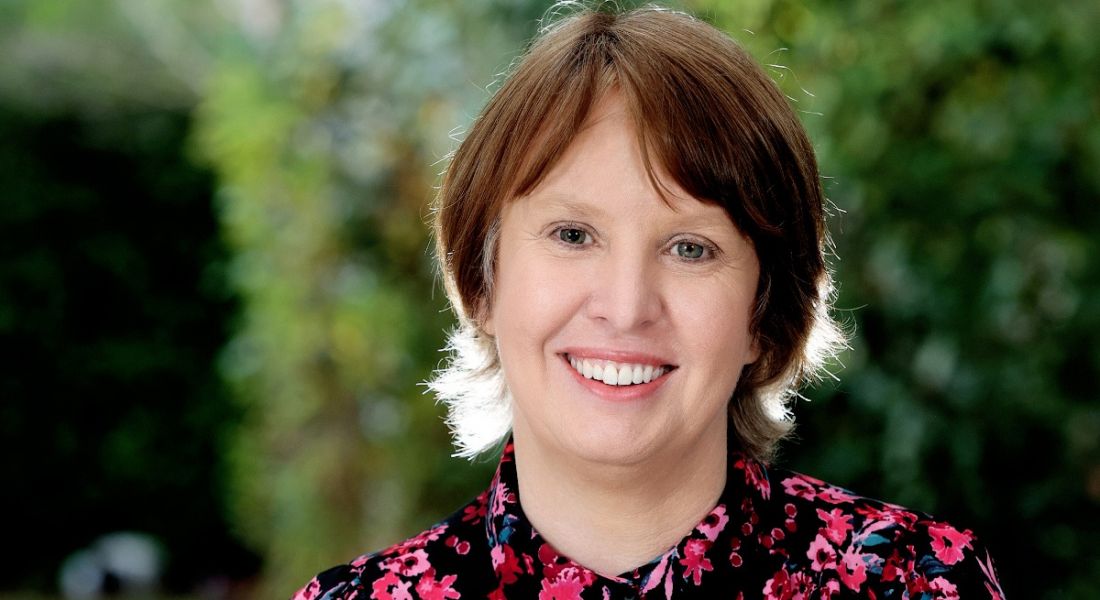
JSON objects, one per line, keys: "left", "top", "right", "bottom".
{"left": 290, "top": 490, "right": 491, "bottom": 600}
{"left": 758, "top": 464, "right": 1007, "bottom": 598}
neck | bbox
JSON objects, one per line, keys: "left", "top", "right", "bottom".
{"left": 512, "top": 426, "right": 728, "bottom": 577}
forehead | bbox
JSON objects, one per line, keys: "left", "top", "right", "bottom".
{"left": 515, "top": 92, "right": 728, "bottom": 223}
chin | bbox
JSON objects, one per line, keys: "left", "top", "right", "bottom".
{"left": 554, "top": 418, "right": 668, "bottom": 467}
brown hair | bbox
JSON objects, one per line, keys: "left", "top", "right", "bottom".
{"left": 429, "top": 4, "right": 843, "bottom": 461}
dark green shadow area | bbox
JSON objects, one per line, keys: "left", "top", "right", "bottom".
{"left": 0, "top": 106, "right": 256, "bottom": 593}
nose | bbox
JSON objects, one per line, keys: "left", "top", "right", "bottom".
{"left": 583, "top": 246, "right": 664, "bottom": 333}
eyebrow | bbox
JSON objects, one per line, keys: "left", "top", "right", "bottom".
{"left": 533, "top": 192, "right": 734, "bottom": 234}
{"left": 532, "top": 193, "right": 609, "bottom": 219}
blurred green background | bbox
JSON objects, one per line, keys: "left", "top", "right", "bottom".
{"left": 1, "top": 0, "right": 1097, "bottom": 598}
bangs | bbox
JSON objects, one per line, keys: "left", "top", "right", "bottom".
{"left": 504, "top": 10, "right": 798, "bottom": 242}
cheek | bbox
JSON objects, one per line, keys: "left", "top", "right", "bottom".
{"left": 492, "top": 251, "right": 586, "bottom": 352}
{"left": 676, "top": 284, "right": 757, "bottom": 364}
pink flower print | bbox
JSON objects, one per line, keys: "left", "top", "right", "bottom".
{"left": 905, "top": 571, "right": 932, "bottom": 597}
{"left": 928, "top": 576, "right": 960, "bottom": 599}
{"left": 837, "top": 546, "right": 869, "bottom": 592}
{"left": 489, "top": 482, "right": 513, "bottom": 518}
{"left": 729, "top": 536, "right": 744, "bottom": 568}
{"left": 816, "top": 508, "right": 854, "bottom": 545}
{"left": 851, "top": 517, "right": 894, "bottom": 547}
{"left": 680, "top": 539, "right": 714, "bottom": 585}
{"left": 977, "top": 549, "right": 1006, "bottom": 599}
{"left": 697, "top": 504, "right": 729, "bottom": 541}
{"left": 880, "top": 550, "right": 904, "bottom": 583}
{"left": 352, "top": 553, "right": 372, "bottom": 567}
{"left": 762, "top": 566, "right": 790, "bottom": 600}
{"left": 291, "top": 578, "right": 320, "bottom": 600}
{"left": 537, "top": 544, "right": 569, "bottom": 580}
{"left": 856, "top": 503, "right": 918, "bottom": 530}
{"left": 817, "top": 485, "right": 858, "bottom": 505}
{"left": 736, "top": 457, "right": 771, "bottom": 499}
{"left": 788, "top": 570, "right": 816, "bottom": 597}
{"left": 806, "top": 534, "right": 837, "bottom": 572}
{"left": 928, "top": 524, "right": 974, "bottom": 566}
{"left": 414, "top": 569, "right": 461, "bottom": 600}
{"left": 490, "top": 544, "right": 522, "bottom": 585}
{"left": 763, "top": 566, "right": 815, "bottom": 599}
{"left": 462, "top": 491, "right": 488, "bottom": 524}
{"left": 535, "top": 549, "right": 597, "bottom": 589}
{"left": 444, "top": 536, "right": 471, "bottom": 556}
{"left": 781, "top": 476, "right": 818, "bottom": 501}
{"left": 392, "top": 523, "right": 448, "bottom": 554}
{"left": 371, "top": 570, "right": 414, "bottom": 600}
{"left": 380, "top": 549, "right": 431, "bottom": 577}
{"left": 639, "top": 553, "right": 670, "bottom": 595}
{"left": 538, "top": 571, "right": 585, "bottom": 600}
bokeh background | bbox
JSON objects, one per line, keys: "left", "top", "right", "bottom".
{"left": 2, "top": 0, "right": 1097, "bottom": 598}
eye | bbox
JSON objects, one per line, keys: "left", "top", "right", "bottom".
{"left": 673, "top": 240, "right": 708, "bottom": 260}
{"left": 557, "top": 227, "right": 589, "bottom": 245}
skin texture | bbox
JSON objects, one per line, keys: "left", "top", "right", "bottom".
{"left": 483, "top": 92, "right": 762, "bottom": 576}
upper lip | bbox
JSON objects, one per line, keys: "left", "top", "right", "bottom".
{"left": 559, "top": 347, "right": 677, "bottom": 367}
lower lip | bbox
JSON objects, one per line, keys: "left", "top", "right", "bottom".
{"left": 561, "top": 355, "right": 674, "bottom": 401}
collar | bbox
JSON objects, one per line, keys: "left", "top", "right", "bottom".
{"left": 483, "top": 439, "right": 774, "bottom": 597}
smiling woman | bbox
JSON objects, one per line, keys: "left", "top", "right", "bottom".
{"left": 292, "top": 4, "right": 1006, "bottom": 599}
{"left": 486, "top": 98, "right": 764, "bottom": 575}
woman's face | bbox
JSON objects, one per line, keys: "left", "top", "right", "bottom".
{"left": 485, "top": 93, "right": 760, "bottom": 468}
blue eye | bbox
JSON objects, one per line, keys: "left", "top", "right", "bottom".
{"left": 674, "top": 241, "right": 706, "bottom": 259}
{"left": 558, "top": 228, "right": 588, "bottom": 245}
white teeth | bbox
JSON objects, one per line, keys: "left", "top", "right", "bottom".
{"left": 568, "top": 356, "right": 670, "bottom": 386}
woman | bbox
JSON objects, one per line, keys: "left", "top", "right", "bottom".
{"left": 293, "top": 5, "right": 1005, "bottom": 599}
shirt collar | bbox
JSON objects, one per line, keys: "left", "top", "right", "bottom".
{"left": 483, "top": 438, "right": 773, "bottom": 595}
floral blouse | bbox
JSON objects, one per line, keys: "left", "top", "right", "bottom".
{"left": 292, "top": 441, "right": 1005, "bottom": 599}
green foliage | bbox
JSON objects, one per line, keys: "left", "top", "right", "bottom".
{"left": 191, "top": 0, "right": 548, "bottom": 594}
{"left": 693, "top": 0, "right": 1100, "bottom": 596}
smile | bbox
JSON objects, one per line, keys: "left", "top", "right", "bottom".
{"left": 565, "top": 354, "right": 675, "bottom": 386}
